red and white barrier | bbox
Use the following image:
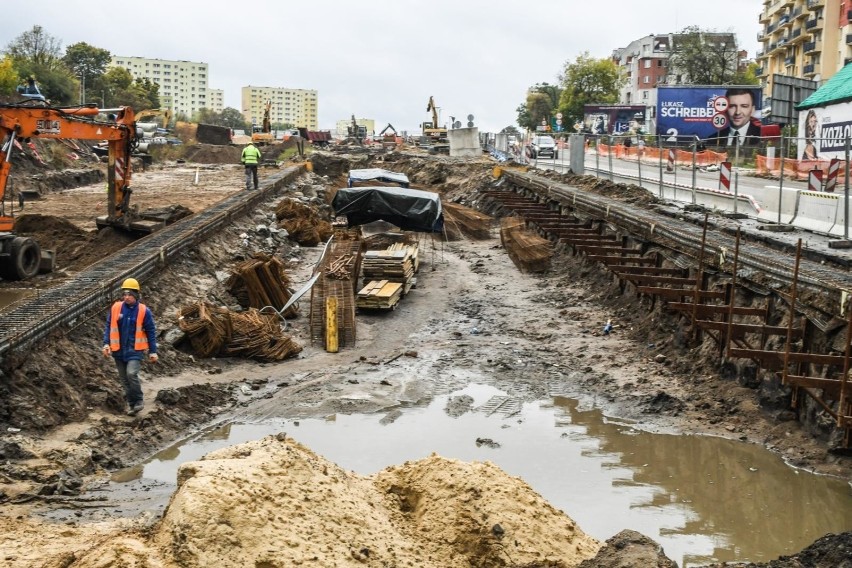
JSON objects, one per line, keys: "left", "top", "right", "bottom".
{"left": 667, "top": 148, "right": 675, "bottom": 171}
{"left": 808, "top": 169, "right": 823, "bottom": 192}
{"left": 824, "top": 159, "right": 841, "bottom": 193}
{"left": 719, "top": 161, "right": 732, "bottom": 191}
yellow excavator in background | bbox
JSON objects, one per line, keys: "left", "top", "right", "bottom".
{"left": 135, "top": 108, "right": 172, "bottom": 129}
{"left": 252, "top": 100, "right": 274, "bottom": 145}
{"left": 422, "top": 96, "right": 448, "bottom": 143}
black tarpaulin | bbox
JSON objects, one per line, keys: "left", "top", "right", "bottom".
{"left": 332, "top": 186, "right": 443, "bottom": 233}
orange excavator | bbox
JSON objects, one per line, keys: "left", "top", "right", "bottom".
{"left": 0, "top": 102, "right": 142, "bottom": 280}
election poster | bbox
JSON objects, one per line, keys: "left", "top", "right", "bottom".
{"left": 656, "top": 86, "right": 763, "bottom": 143}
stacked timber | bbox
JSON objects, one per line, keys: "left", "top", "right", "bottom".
{"left": 356, "top": 280, "right": 404, "bottom": 310}
{"left": 361, "top": 242, "right": 418, "bottom": 294}
{"left": 500, "top": 217, "right": 552, "bottom": 273}
{"left": 443, "top": 202, "right": 493, "bottom": 240}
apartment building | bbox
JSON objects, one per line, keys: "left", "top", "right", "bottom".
{"left": 612, "top": 32, "right": 738, "bottom": 133}
{"left": 207, "top": 89, "right": 225, "bottom": 113}
{"left": 110, "top": 56, "right": 209, "bottom": 117}
{"left": 241, "top": 86, "right": 318, "bottom": 130}
{"left": 757, "top": 0, "right": 852, "bottom": 97}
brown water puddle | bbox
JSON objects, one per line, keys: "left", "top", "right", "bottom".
{"left": 112, "top": 383, "right": 851, "bottom": 567}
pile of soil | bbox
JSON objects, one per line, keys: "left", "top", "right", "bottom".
{"left": 180, "top": 144, "right": 242, "bottom": 165}
{"left": 11, "top": 214, "right": 135, "bottom": 276}
{"left": 63, "top": 436, "right": 602, "bottom": 567}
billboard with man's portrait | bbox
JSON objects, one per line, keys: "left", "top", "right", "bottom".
{"left": 656, "top": 86, "right": 763, "bottom": 142}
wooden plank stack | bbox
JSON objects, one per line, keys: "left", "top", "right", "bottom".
{"left": 356, "top": 280, "right": 404, "bottom": 310}
{"left": 362, "top": 242, "right": 418, "bottom": 294}
{"left": 500, "top": 217, "right": 553, "bottom": 273}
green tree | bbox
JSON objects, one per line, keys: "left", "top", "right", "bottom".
{"left": 91, "top": 67, "right": 158, "bottom": 109}
{"left": 733, "top": 61, "right": 760, "bottom": 86}
{"left": 4, "top": 26, "right": 78, "bottom": 103}
{"left": 557, "top": 52, "right": 622, "bottom": 127}
{"left": 667, "top": 26, "right": 742, "bottom": 85}
{"left": 4, "top": 25, "right": 63, "bottom": 70}
{"left": 63, "top": 42, "right": 111, "bottom": 103}
{"left": 0, "top": 56, "right": 19, "bottom": 96}
{"left": 516, "top": 83, "right": 562, "bottom": 131}
{"left": 193, "top": 107, "right": 250, "bottom": 131}
{"left": 219, "top": 107, "right": 251, "bottom": 130}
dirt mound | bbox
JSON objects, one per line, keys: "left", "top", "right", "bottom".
{"left": 67, "top": 437, "right": 601, "bottom": 567}
{"left": 11, "top": 214, "right": 135, "bottom": 274}
{"left": 181, "top": 144, "right": 242, "bottom": 164}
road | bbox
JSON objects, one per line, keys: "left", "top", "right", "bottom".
{"left": 530, "top": 151, "right": 848, "bottom": 225}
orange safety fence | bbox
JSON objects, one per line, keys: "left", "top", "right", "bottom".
{"left": 754, "top": 155, "right": 850, "bottom": 182}
{"left": 595, "top": 143, "right": 727, "bottom": 167}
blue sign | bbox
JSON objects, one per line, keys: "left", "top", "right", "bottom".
{"left": 656, "top": 86, "right": 763, "bottom": 142}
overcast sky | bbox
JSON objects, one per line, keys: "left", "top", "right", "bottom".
{"left": 2, "top": 0, "right": 763, "bottom": 133}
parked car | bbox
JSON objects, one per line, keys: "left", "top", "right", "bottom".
{"left": 530, "top": 135, "right": 557, "bottom": 158}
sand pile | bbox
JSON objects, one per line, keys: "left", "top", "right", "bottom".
{"left": 68, "top": 436, "right": 600, "bottom": 567}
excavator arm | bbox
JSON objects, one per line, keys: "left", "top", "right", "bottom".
{"left": 0, "top": 104, "right": 138, "bottom": 233}
{"left": 426, "top": 96, "right": 439, "bottom": 129}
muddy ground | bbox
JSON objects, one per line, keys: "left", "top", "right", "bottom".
{"left": 0, "top": 141, "right": 849, "bottom": 566}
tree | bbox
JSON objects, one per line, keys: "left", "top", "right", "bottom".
{"left": 194, "top": 107, "right": 250, "bottom": 131}
{"left": 4, "top": 26, "right": 63, "bottom": 70}
{"left": 0, "top": 57, "right": 19, "bottom": 96}
{"left": 4, "top": 26, "right": 77, "bottom": 103}
{"left": 516, "top": 82, "right": 562, "bottom": 131}
{"left": 63, "top": 42, "right": 111, "bottom": 102}
{"left": 219, "top": 108, "right": 251, "bottom": 130}
{"left": 557, "top": 52, "right": 622, "bottom": 127}
{"left": 667, "top": 26, "right": 742, "bottom": 85}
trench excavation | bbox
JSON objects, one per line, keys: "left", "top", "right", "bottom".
{"left": 2, "top": 156, "right": 852, "bottom": 452}
{"left": 483, "top": 169, "right": 852, "bottom": 447}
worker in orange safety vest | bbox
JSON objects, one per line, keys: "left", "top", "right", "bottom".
{"left": 102, "top": 278, "right": 158, "bottom": 416}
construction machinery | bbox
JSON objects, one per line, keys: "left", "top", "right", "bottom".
{"left": 0, "top": 103, "right": 169, "bottom": 280}
{"left": 378, "top": 123, "right": 398, "bottom": 149}
{"left": 135, "top": 108, "right": 172, "bottom": 129}
{"left": 345, "top": 115, "right": 367, "bottom": 144}
{"left": 423, "top": 96, "right": 448, "bottom": 143}
{"left": 251, "top": 100, "right": 274, "bottom": 145}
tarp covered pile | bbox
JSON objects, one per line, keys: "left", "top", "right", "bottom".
{"left": 332, "top": 186, "right": 443, "bottom": 233}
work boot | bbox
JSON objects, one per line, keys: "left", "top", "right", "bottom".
{"left": 127, "top": 402, "right": 145, "bottom": 416}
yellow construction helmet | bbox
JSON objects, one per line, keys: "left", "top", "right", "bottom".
{"left": 121, "top": 278, "right": 140, "bottom": 291}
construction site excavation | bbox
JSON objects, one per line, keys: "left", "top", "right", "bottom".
{"left": 1, "top": 137, "right": 851, "bottom": 567}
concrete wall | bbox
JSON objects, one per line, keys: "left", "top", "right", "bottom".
{"left": 449, "top": 127, "right": 481, "bottom": 158}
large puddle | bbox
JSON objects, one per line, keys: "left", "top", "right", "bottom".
{"left": 115, "top": 384, "right": 852, "bottom": 567}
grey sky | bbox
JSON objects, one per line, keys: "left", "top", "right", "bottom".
{"left": 2, "top": 0, "right": 762, "bottom": 133}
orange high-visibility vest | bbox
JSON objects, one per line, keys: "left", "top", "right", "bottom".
{"left": 109, "top": 301, "right": 149, "bottom": 352}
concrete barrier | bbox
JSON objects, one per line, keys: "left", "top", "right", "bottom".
{"left": 757, "top": 190, "right": 799, "bottom": 224}
{"left": 448, "top": 127, "right": 480, "bottom": 158}
{"left": 693, "top": 187, "right": 762, "bottom": 216}
{"left": 791, "top": 190, "right": 840, "bottom": 234}
{"left": 829, "top": 196, "right": 851, "bottom": 237}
